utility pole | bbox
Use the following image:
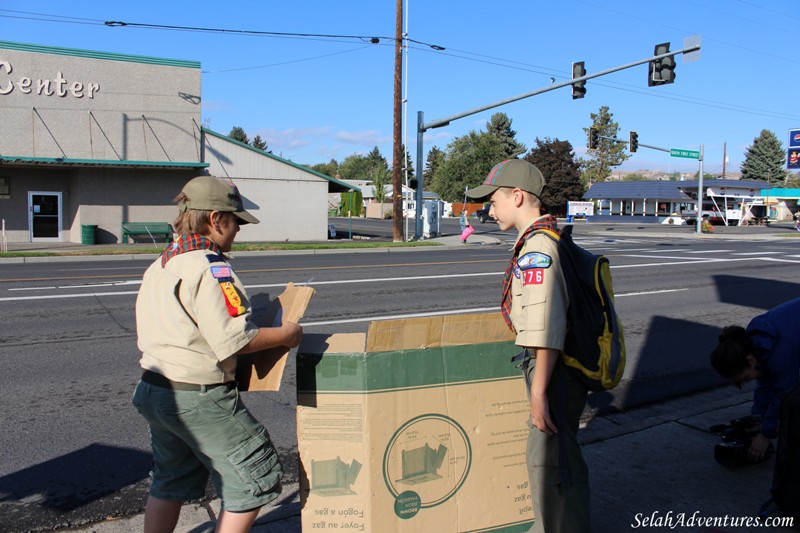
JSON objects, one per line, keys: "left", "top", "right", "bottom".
{"left": 722, "top": 142, "right": 727, "bottom": 179}
{"left": 391, "top": 0, "right": 403, "bottom": 242}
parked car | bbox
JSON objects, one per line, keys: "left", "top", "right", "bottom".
{"left": 475, "top": 207, "right": 495, "bottom": 223}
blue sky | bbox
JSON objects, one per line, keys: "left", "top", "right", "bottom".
{"left": 2, "top": 1, "right": 798, "bottom": 177}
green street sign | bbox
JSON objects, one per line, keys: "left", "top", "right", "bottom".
{"left": 670, "top": 148, "right": 700, "bottom": 159}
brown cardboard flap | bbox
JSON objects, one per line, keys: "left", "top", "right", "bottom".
{"left": 237, "top": 282, "right": 315, "bottom": 391}
{"left": 299, "top": 332, "right": 367, "bottom": 355}
{"left": 365, "top": 311, "right": 514, "bottom": 352}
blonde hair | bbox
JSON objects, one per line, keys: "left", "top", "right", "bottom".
{"left": 497, "top": 187, "right": 542, "bottom": 209}
{"left": 172, "top": 192, "right": 236, "bottom": 235}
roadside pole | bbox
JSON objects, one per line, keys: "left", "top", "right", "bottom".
{"left": 697, "top": 144, "right": 704, "bottom": 235}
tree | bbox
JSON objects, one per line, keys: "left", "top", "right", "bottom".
{"left": 740, "top": 129, "right": 790, "bottom": 185}
{"left": 431, "top": 131, "right": 506, "bottom": 202}
{"left": 580, "top": 106, "right": 630, "bottom": 184}
{"left": 423, "top": 146, "right": 444, "bottom": 185}
{"left": 524, "top": 138, "right": 583, "bottom": 216}
{"left": 366, "top": 146, "right": 390, "bottom": 203}
{"left": 786, "top": 173, "right": 800, "bottom": 188}
{"left": 668, "top": 172, "right": 681, "bottom": 181}
{"left": 486, "top": 112, "right": 526, "bottom": 158}
{"left": 310, "top": 159, "right": 339, "bottom": 178}
{"left": 400, "top": 144, "right": 415, "bottom": 182}
{"left": 338, "top": 148, "right": 391, "bottom": 203}
{"left": 251, "top": 135, "right": 268, "bottom": 151}
{"left": 229, "top": 126, "right": 249, "bottom": 144}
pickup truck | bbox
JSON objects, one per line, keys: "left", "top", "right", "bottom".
{"left": 474, "top": 207, "right": 495, "bottom": 223}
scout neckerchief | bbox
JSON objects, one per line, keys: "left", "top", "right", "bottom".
{"left": 160, "top": 233, "right": 222, "bottom": 267}
{"left": 500, "top": 215, "right": 558, "bottom": 332}
{"left": 160, "top": 234, "right": 245, "bottom": 317}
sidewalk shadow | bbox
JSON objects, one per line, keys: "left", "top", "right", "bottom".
{"left": 712, "top": 274, "right": 800, "bottom": 312}
{"left": 586, "top": 315, "right": 725, "bottom": 416}
{"left": 0, "top": 443, "right": 151, "bottom": 531}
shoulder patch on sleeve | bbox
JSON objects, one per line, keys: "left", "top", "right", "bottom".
{"left": 210, "top": 265, "right": 233, "bottom": 280}
{"left": 206, "top": 253, "right": 226, "bottom": 264}
{"left": 517, "top": 252, "right": 552, "bottom": 270}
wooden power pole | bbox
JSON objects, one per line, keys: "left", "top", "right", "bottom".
{"left": 392, "top": 0, "right": 404, "bottom": 242}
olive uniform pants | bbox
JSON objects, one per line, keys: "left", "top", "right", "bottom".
{"left": 524, "top": 355, "right": 591, "bottom": 533}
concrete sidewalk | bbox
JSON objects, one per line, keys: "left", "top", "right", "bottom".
{"left": 69, "top": 385, "right": 795, "bottom": 533}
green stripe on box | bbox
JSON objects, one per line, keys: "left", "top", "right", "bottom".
{"left": 297, "top": 342, "right": 521, "bottom": 393}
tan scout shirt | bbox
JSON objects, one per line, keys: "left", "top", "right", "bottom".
{"left": 136, "top": 250, "right": 259, "bottom": 384}
{"left": 510, "top": 216, "right": 569, "bottom": 350}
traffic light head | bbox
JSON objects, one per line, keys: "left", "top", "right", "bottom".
{"left": 572, "top": 61, "right": 586, "bottom": 100}
{"left": 629, "top": 131, "right": 639, "bottom": 153}
{"left": 409, "top": 178, "right": 418, "bottom": 190}
{"left": 649, "top": 42, "right": 676, "bottom": 86}
{"left": 589, "top": 127, "right": 599, "bottom": 150}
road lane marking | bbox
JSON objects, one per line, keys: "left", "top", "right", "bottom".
{"left": 615, "top": 288, "right": 689, "bottom": 297}
{"left": 731, "top": 251, "right": 785, "bottom": 256}
{"left": 246, "top": 271, "right": 501, "bottom": 290}
{"left": 0, "top": 256, "right": 783, "bottom": 302}
{"left": 685, "top": 250, "right": 734, "bottom": 254}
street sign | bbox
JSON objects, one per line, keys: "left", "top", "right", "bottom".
{"left": 670, "top": 148, "right": 700, "bottom": 159}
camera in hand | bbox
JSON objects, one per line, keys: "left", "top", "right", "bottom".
{"left": 710, "top": 415, "right": 773, "bottom": 468}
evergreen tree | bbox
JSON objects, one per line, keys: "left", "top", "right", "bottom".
{"left": 251, "top": 135, "right": 268, "bottom": 151}
{"left": 229, "top": 126, "right": 249, "bottom": 144}
{"left": 366, "top": 147, "right": 390, "bottom": 203}
{"left": 486, "top": 112, "right": 526, "bottom": 158}
{"left": 524, "top": 138, "right": 583, "bottom": 216}
{"left": 400, "top": 144, "right": 415, "bottom": 181}
{"left": 423, "top": 146, "right": 444, "bottom": 185}
{"left": 740, "top": 129, "right": 790, "bottom": 185}
{"left": 579, "top": 106, "right": 629, "bottom": 184}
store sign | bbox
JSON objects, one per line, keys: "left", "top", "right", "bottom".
{"left": 788, "top": 148, "right": 800, "bottom": 169}
{"left": 790, "top": 128, "right": 800, "bottom": 148}
{"left": 0, "top": 60, "right": 100, "bottom": 99}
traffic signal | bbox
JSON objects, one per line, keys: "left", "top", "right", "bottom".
{"left": 571, "top": 61, "right": 586, "bottom": 99}
{"left": 589, "top": 127, "right": 599, "bottom": 150}
{"left": 629, "top": 131, "right": 639, "bottom": 153}
{"left": 409, "top": 178, "right": 418, "bottom": 190}
{"left": 648, "top": 42, "right": 676, "bottom": 86}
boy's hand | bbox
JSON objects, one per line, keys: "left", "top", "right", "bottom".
{"left": 531, "top": 392, "right": 558, "bottom": 435}
{"left": 281, "top": 321, "right": 303, "bottom": 348}
{"left": 747, "top": 433, "right": 771, "bottom": 462}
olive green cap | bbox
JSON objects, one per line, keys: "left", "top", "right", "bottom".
{"left": 179, "top": 176, "right": 259, "bottom": 225}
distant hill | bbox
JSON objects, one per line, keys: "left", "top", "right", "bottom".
{"left": 607, "top": 170, "right": 743, "bottom": 181}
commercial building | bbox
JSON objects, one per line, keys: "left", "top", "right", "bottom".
{"left": 0, "top": 40, "right": 351, "bottom": 244}
{"left": 582, "top": 179, "right": 795, "bottom": 225}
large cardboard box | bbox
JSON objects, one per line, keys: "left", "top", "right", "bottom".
{"left": 297, "top": 312, "right": 535, "bottom": 532}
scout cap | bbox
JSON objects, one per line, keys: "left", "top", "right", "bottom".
{"left": 179, "top": 176, "right": 259, "bottom": 224}
{"left": 466, "top": 159, "right": 545, "bottom": 201}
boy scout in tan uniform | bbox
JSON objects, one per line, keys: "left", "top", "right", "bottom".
{"left": 133, "top": 175, "right": 303, "bottom": 533}
{"left": 467, "top": 159, "right": 590, "bottom": 533}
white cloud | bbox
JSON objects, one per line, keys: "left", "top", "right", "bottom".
{"left": 335, "top": 130, "right": 390, "bottom": 146}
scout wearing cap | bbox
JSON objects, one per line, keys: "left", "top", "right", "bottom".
{"left": 466, "top": 159, "right": 545, "bottom": 201}
{"left": 179, "top": 175, "right": 259, "bottom": 224}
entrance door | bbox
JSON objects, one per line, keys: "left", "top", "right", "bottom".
{"left": 28, "top": 192, "right": 62, "bottom": 241}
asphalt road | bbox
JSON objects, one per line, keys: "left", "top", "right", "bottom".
{"left": 0, "top": 226, "right": 799, "bottom": 531}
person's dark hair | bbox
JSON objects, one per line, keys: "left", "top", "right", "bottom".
{"left": 709, "top": 325, "right": 753, "bottom": 382}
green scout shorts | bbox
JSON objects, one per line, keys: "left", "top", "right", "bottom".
{"left": 132, "top": 379, "right": 283, "bottom": 512}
